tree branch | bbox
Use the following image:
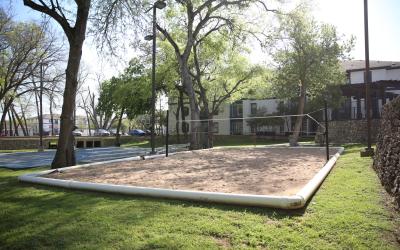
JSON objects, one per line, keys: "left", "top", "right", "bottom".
{"left": 23, "top": 0, "right": 73, "bottom": 38}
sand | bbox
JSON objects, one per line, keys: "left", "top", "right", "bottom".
{"left": 47, "top": 147, "right": 338, "bottom": 196}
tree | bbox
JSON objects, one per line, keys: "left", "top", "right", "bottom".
{"left": 0, "top": 10, "right": 63, "bottom": 135}
{"left": 0, "top": 8, "right": 12, "bottom": 52}
{"left": 97, "top": 58, "right": 152, "bottom": 145}
{"left": 96, "top": 79, "right": 119, "bottom": 130}
{"left": 190, "top": 33, "right": 263, "bottom": 147}
{"left": 271, "top": 7, "right": 353, "bottom": 145}
{"left": 113, "top": 60, "right": 152, "bottom": 145}
{"left": 94, "top": 0, "right": 275, "bottom": 149}
{"left": 23, "top": 0, "right": 91, "bottom": 168}
{"left": 154, "top": 0, "right": 275, "bottom": 149}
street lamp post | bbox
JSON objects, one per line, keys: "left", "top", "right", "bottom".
{"left": 38, "top": 63, "right": 44, "bottom": 152}
{"left": 361, "top": 0, "right": 374, "bottom": 157}
{"left": 145, "top": 0, "right": 166, "bottom": 155}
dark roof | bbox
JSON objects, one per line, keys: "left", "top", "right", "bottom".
{"left": 340, "top": 80, "right": 400, "bottom": 97}
{"left": 341, "top": 60, "right": 400, "bottom": 72}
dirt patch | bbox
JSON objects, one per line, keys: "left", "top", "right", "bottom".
{"left": 213, "top": 236, "right": 232, "bottom": 249}
{"left": 47, "top": 147, "right": 338, "bottom": 196}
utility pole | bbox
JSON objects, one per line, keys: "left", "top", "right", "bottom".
{"left": 361, "top": 0, "right": 374, "bottom": 157}
{"left": 38, "top": 63, "right": 44, "bottom": 152}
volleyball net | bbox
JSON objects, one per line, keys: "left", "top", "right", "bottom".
{"left": 165, "top": 108, "right": 329, "bottom": 148}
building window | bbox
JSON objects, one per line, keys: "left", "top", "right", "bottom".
{"left": 230, "top": 102, "right": 243, "bottom": 118}
{"left": 182, "top": 122, "right": 189, "bottom": 133}
{"left": 183, "top": 107, "right": 189, "bottom": 117}
{"left": 230, "top": 120, "right": 243, "bottom": 135}
{"left": 251, "top": 103, "right": 257, "bottom": 115}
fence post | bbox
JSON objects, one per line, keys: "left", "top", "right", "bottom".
{"left": 166, "top": 110, "right": 169, "bottom": 157}
{"left": 324, "top": 100, "right": 330, "bottom": 161}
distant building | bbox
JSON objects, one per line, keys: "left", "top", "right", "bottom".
{"left": 168, "top": 99, "right": 314, "bottom": 136}
{"left": 25, "top": 114, "right": 88, "bottom": 136}
{"left": 168, "top": 60, "right": 400, "bottom": 137}
{"left": 333, "top": 60, "right": 400, "bottom": 120}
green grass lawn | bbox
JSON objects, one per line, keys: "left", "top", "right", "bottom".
{"left": 0, "top": 145, "right": 398, "bottom": 249}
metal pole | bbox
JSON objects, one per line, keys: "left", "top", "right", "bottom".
{"left": 38, "top": 63, "right": 44, "bottom": 152}
{"left": 166, "top": 110, "right": 169, "bottom": 157}
{"left": 150, "top": 6, "right": 157, "bottom": 155}
{"left": 324, "top": 100, "right": 330, "bottom": 162}
{"left": 364, "top": 0, "right": 372, "bottom": 152}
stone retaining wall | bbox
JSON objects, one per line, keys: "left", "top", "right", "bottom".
{"left": 326, "top": 119, "right": 380, "bottom": 144}
{"left": 0, "top": 136, "right": 147, "bottom": 150}
{"left": 373, "top": 96, "right": 400, "bottom": 209}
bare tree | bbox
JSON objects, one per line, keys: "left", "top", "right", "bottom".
{"left": 0, "top": 16, "right": 62, "bottom": 134}
{"left": 78, "top": 85, "right": 117, "bottom": 133}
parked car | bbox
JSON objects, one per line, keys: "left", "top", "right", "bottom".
{"left": 94, "top": 129, "right": 110, "bottom": 136}
{"left": 129, "top": 129, "right": 146, "bottom": 136}
{"left": 72, "top": 130, "right": 83, "bottom": 136}
{"left": 110, "top": 129, "right": 122, "bottom": 136}
{"left": 145, "top": 129, "right": 152, "bottom": 136}
{"left": 33, "top": 131, "right": 50, "bottom": 136}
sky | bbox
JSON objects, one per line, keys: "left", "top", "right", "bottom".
{"left": 312, "top": 0, "right": 400, "bottom": 61}
{"left": 2, "top": 0, "right": 400, "bottom": 114}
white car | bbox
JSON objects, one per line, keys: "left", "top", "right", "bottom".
{"left": 110, "top": 129, "right": 122, "bottom": 136}
{"left": 72, "top": 130, "right": 83, "bottom": 136}
{"left": 94, "top": 129, "right": 110, "bottom": 136}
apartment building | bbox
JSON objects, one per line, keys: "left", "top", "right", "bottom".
{"left": 168, "top": 99, "right": 313, "bottom": 136}
{"left": 334, "top": 60, "right": 400, "bottom": 120}
{"left": 25, "top": 114, "right": 88, "bottom": 136}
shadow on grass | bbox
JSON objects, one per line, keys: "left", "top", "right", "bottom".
{"left": 17, "top": 179, "right": 308, "bottom": 215}
{"left": 1, "top": 176, "right": 309, "bottom": 248}
{"left": 0, "top": 145, "right": 357, "bottom": 249}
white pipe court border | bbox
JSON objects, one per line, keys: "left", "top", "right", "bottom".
{"left": 18, "top": 146, "right": 344, "bottom": 209}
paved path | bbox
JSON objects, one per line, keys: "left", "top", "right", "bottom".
{"left": 0, "top": 144, "right": 188, "bottom": 170}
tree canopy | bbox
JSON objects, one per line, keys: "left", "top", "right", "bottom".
{"left": 270, "top": 7, "right": 353, "bottom": 144}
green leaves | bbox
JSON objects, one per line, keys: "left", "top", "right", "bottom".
{"left": 271, "top": 7, "right": 353, "bottom": 107}
{"left": 97, "top": 58, "right": 152, "bottom": 121}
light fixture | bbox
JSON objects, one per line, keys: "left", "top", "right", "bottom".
{"left": 154, "top": 0, "right": 166, "bottom": 9}
{"left": 144, "top": 35, "right": 154, "bottom": 41}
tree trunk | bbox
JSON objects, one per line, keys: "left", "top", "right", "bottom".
{"left": 50, "top": 98, "right": 54, "bottom": 136}
{"left": 33, "top": 87, "right": 41, "bottom": 136}
{"left": 291, "top": 84, "right": 306, "bottom": 146}
{"left": 115, "top": 107, "right": 125, "bottom": 147}
{"left": 175, "top": 103, "right": 180, "bottom": 143}
{"left": 11, "top": 107, "right": 19, "bottom": 136}
{"left": 208, "top": 114, "right": 214, "bottom": 148}
{"left": 46, "top": 0, "right": 91, "bottom": 168}
{"left": 178, "top": 89, "right": 188, "bottom": 142}
{"left": 12, "top": 106, "right": 27, "bottom": 136}
{"left": 8, "top": 110, "right": 13, "bottom": 136}
{"left": 0, "top": 100, "right": 12, "bottom": 134}
{"left": 85, "top": 110, "right": 92, "bottom": 136}
{"left": 179, "top": 65, "right": 200, "bottom": 150}
{"left": 51, "top": 46, "right": 85, "bottom": 168}
{"left": 20, "top": 103, "right": 29, "bottom": 136}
